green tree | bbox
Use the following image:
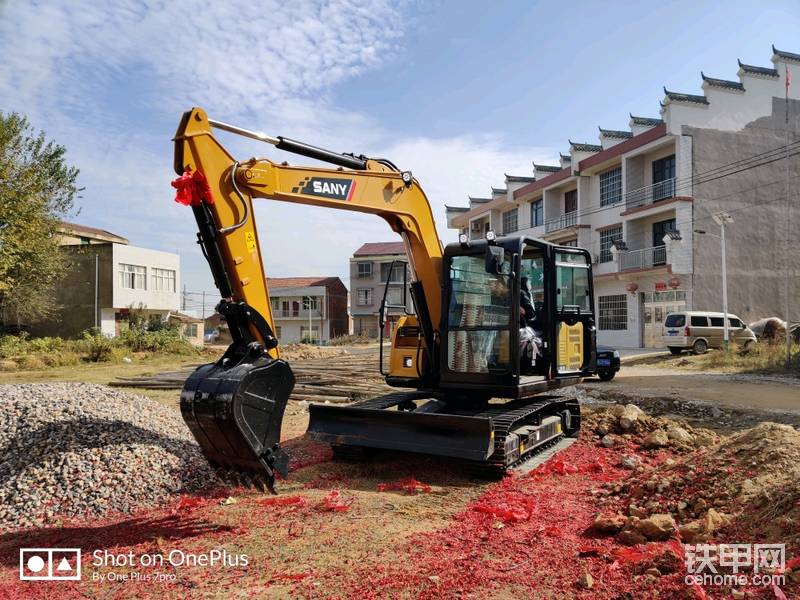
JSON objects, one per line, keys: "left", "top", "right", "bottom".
{"left": 0, "top": 112, "right": 79, "bottom": 327}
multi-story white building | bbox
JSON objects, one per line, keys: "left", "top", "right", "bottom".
{"left": 447, "top": 45, "right": 800, "bottom": 348}
{"left": 32, "top": 221, "right": 181, "bottom": 338}
{"left": 266, "top": 276, "right": 348, "bottom": 343}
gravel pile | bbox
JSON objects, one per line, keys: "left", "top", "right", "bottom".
{"left": 0, "top": 382, "right": 217, "bottom": 530}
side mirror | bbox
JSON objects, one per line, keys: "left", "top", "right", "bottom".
{"left": 485, "top": 245, "right": 506, "bottom": 275}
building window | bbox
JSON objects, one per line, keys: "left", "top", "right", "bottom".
{"left": 652, "top": 154, "right": 676, "bottom": 183}
{"left": 530, "top": 199, "right": 543, "bottom": 227}
{"left": 386, "top": 287, "right": 404, "bottom": 306}
{"left": 599, "top": 226, "right": 623, "bottom": 263}
{"left": 151, "top": 268, "right": 176, "bottom": 292}
{"left": 357, "top": 262, "right": 373, "bottom": 278}
{"left": 275, "top": 326, "right": 282, "bottom": 338}
{"left": 381, "top": 262, "right": 406, "bottom": 283}
{"left": 80, "top": 236, "right": 91, "bottom": 245}
{"left": 599, "top": 294, "right": 627, "bottom": 330}
{"left": 302, "top": 296, "right": 318, "bottom": 310}
{"left": 357, "top": 288, "right": 373, "bottom": 306}
{"left": 300, "top": 325, "right": 320, "bottom": 342}
{"left": 119, "top": 263, "right": 146, "bottom": 290}
{"left": 502, "top": 208, "right": 518, "bottom": 234}
{"left": 599, "top": 167, "right": 622, "bottom": 206}
{"left": 186, "top": 323, "right": 198, "bottom": 337}
{"left": 562, "top": 239, "right": 578, "bottom": 247}
{"left": 564, "top": 189, "right": 577, "bottom": 214}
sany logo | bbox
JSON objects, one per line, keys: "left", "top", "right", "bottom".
{"left": 299, "top": 177, "right": 355, "bottom": 201}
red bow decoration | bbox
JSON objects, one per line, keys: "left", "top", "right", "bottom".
{"left": 171, "top": 169, "right": 214, "bottom": 206}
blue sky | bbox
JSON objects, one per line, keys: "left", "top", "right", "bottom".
{"left": 1, "top": 0, "right": 799, "bottom": 301}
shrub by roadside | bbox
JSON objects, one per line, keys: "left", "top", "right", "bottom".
{"left": 0, "top": 326, "right": 200, "bottom": 371}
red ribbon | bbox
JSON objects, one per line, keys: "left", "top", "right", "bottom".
{"left": 171, "top": 169, "right": 214, "bottom": 206}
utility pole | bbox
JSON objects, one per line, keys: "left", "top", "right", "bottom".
{"left": 94, "top": 253, "right": 99, "bottom": 328}
{"left": 201, "top": 291, "right": 206, "bottom": 321}
{"left": 785, "top": 63, "right": 793, "bottom": 366}
{"left": 182, "top": 284, "right": 186, "bottom": 311}
{"left": 711, "top": 213, "right": 733, "bottom": 352}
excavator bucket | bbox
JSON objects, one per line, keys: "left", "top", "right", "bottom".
{"left": 180, "top": 356, "right": 295, "bottom": 492}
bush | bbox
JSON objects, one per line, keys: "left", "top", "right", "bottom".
{"left": 329, "top": 333, "right": 373, "bottom": 346}
{"left": 80, "top": 330, "right": 116, "bottom": 362}
{"left": 696, "top": 342, "right": 800, "bottom": 376}
{"left": 0, "top": 320, "right": 200, "bottom": 371}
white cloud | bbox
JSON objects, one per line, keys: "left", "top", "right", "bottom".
{"left": 0, "top": 0, "right": 557, "bottom": 296}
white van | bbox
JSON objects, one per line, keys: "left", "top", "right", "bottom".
{"left": 662, "top": 311, "right": 757, "bottom": 354}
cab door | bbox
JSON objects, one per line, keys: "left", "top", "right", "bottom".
{"left": 549, "top": 248, "right": 596, "bottom": 376}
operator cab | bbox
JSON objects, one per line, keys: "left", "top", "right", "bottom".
{"left": 438, "top": 235, "right": 596, "bottom": 398}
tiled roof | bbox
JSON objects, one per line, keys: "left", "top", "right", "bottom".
{"left": 533, "top": 163, "right": 561, "bottom": 172}
{"left": 737, "top": 59, "right": 779, "bottom": 78}
{"left": 598, "top": 127, "right": 633, "bottom": 139}
{"left": 559, "top": 152, "right": 572, "bottom": 161}
{"left": 491, "top": 187, "right": 508, "bottom": 195}
{"left": 773, "top": 45, "right": 800, "bottom": 63}
{"left": 701, "top": 72, "right": 745, "bottom": 91}
{"left": 504, "top": 174, "right": 536, "bottom": 183}
{"left": 663, "top": 87, "right": 709, "bottom": 105}
{"left": 168, "top": 311, "right": 204, "bottom": 323}
{"left": 445, "top": 205, "right": 469, "bottom": 212}
{"left": 59, "top": 221, "right": 128, "bottom": 244}
{"left": 630, "top": 114, "right": 664, "bottom": 127}
{"left": 353, "top": 242, "right": 406, "bottom": 256}
{"left": 267, "top": 276, "right": 343, "bottom": 289}
{"left": 468, "top": 196, "right": 492, "bottom": 203}
{"left": 568, "top": 140, "right": 602, "bottom": 153}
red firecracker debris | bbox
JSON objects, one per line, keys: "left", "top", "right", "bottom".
{"left": 321, "top": 489, "right": 351, "bottom": 512}
{"left": 377, "top": 477, "right": 432, "bottom": 495}
{"left": 258, "top": 495, "right": 307, "bottom": 508}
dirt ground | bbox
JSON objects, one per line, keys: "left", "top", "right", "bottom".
{"left": 1, "top": 347, "right": 799, "bottom": 599}
{"left": 580, "top": 356, "right": 800, "bottom": 432}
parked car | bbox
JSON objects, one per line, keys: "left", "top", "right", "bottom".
{"left": 662, "top": 311, "right": 757, "bottom": 355}
{"left": 595, "top": 346, "right": 621, "bottom": 381}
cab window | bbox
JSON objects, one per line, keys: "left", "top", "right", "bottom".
{"left": 555, "top": 251, "right": 590, "bottom": 313}
{"left": 447, "top": 253, "right": 512, "bottom": 374}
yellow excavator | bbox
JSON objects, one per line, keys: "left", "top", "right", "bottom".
{"left": 173, "top": 108, "right": 597, "bottom": 492}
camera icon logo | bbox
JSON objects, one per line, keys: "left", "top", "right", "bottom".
{"left": 19, "top": 548, "right": 81, "bottom": 581}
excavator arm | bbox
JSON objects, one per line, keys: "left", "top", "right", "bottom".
{"left": 173, "top": 108, "right": 444, "bottom": 491}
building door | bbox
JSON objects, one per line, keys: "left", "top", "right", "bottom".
{"left": 652, "top": 218, "right": 676, "bottom": 265}
{"left": 652, "top": 155, "right": 676, "bottom": 201}
{"left": 564, "top": 189, "right": 577, "bottom": 214}
{"left": 640, "top": 290, "right": 687, "bottom": 347}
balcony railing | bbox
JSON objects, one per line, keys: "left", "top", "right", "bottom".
{"left": 273, "top": 309, "right": 323, "bottom": 319}
{"left": 625, "top": 178, "right": 676, "bottom": 210}
{"left": 619, "top": 246, "right": 667, "bottom": 271}
{"left": 544, "top": 210, "right": 577, "bottom": 233}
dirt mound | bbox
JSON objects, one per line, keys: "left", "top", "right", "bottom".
{"left": 581, "top": 403, "right": 719, "bottom": 451}
{"left": 613, "top": 422, "right": 800, "bottom": 545}
{"left": 586, "top": 405, "right": 800, "bottom": 553}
